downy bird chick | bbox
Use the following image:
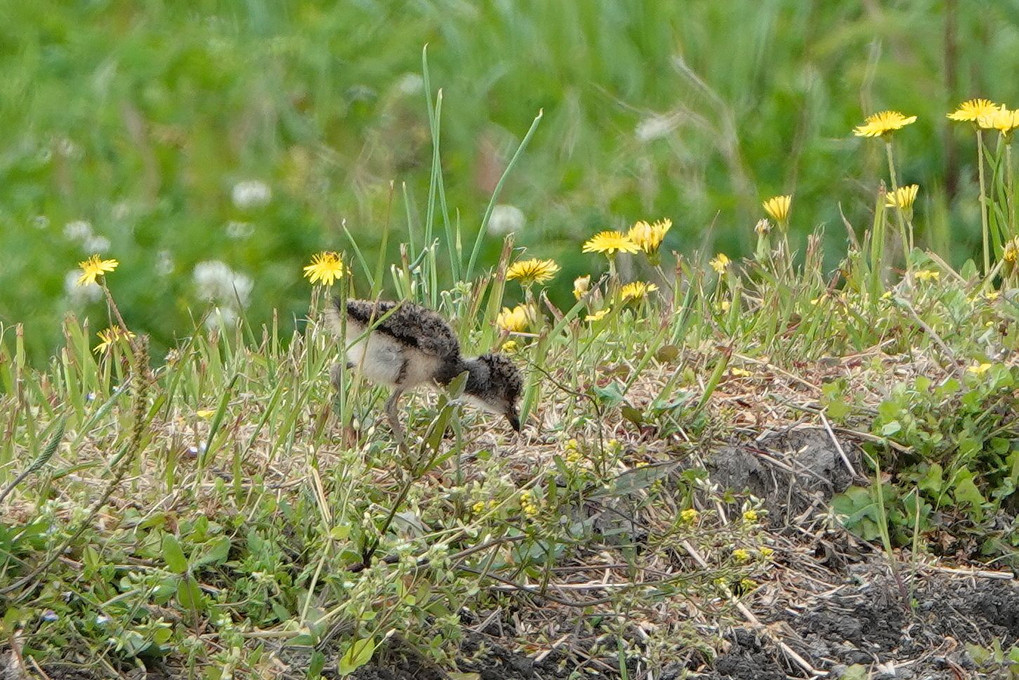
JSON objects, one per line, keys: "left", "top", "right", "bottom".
{"left": 327, "top": 298, "right": 522, "bottom": 443}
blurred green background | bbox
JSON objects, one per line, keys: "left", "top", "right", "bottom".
{"left": 3, "top": 0, "right": 1019, "bottom": 360}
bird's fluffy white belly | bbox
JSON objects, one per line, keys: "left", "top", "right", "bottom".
{"left": 345, "top": 320, "right": 439, "bottom": 388}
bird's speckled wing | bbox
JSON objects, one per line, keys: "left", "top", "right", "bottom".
{"left": 341, "top": 299, "right": 461, "bottom": 360}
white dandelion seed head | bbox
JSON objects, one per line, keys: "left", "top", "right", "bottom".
{"left": 225, "top": 221, "right": 254, "bottom": 240}
{"left": 487, "top": 204, "right": 525, "bottom": 236}
{"left": 112, "top": 201, "right": 131, "bottom": 221}
{"left": 635, "top": 114, "right": 678, "bottom": 143}
{"left": 204, "top": 307, "right": 238, "bottom": 331}
{"left": 231, "top": 180, "right": 272, "bottom": 209}
{"left": 156, "top": 250, "right": 174, "bottom": 276}
{"left": 64, "top": 271, "right": 102, "bottom": 306}
{"left": 395, "top": 72, "right": 424, "bottom": 95}
{"left": 83, "top": 234, "right": 111, "bottom": 253}
{"left": 193, "top": 260, "right": 252, "bottom": 308}
{"left": 63, "top": 220, "right": 93, "bottom": 242}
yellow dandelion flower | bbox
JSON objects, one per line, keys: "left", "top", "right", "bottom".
{"left": 497, "top": 304, "right": 535, "bottom": 332}
{"left": 709, "top": 253, "right": 730, "bottom": 274}
{"left": 968, "top": 363, "right": 993, "bottom": 375}
{"left": 1004, "top": 238, "right": 1019, "bottom": 263}
{"left": 302, "top": 251, "right": 345, "bottom": 286}
{"left": 732, "top": 548, "right": 751, "bottom": 562}
{"left": 507, "top": 258, "right": 560, "bottom": 286}
{"left": 852, "top": 110, "right": 918, "bottom": 138}
{"left": 680, "top": 508, "right": 699, "bottom": 524}
{"left": 947, "top": 98, "right": 1000, "bottom": 122}
{"left": 584, "top": 308, "right": 611, "bottom": 322}
{"left": 762, "top": 195, "right": 791, "bottom": 223}
{"left": 573, "top": 275, "right": 592, "bottom": 300}
{"left": 742, "top": 510, "right": 758, "bottom": 522}
{"left": 627, "top": 218, "right": 672, "bottom": 255}
{"left": 582, "top": 230, "right": 640, "bottom": 256}
{"left": 914, "top": 269, "right": 940, "bottom": 282}
{"left": 93, "top": 326, "right": 135, "bottom": 354}
{"left": 77, "top": 255, "right": 119, "bottom": 287}
{"left": 978, "top": 106, "right": 1019, "bottom": 134}
{"left": 620, "top": 281, "right": 659, "bottom": 302}
{"left": 718, "top": 299, "right": 731, "bottom": 312}
{"left": 501, "top": 340, "right": 518, "bottom": 353}
{"left": 885, "top": 184, "right": 919, "bottom": 210}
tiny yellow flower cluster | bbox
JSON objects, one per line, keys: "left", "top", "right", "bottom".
{"left": 731, "top": 548, "right": 751, "bottom": 562}
{"left": 680, "top": 508, "right": 699, "bottom": 524}
{"left": 742, "top": 509, "right": 758, "bottom": 523}
{"left": 1004, "top": 238, "right": 1019, "bottom": 263}
{"left": 709, "top": 253, "right": 730, "bottom": 274}
{"left": 914, "top": 269, "right": 940, "bottom": 282}
{"left": 564, "top": 439, "right": 583, "bottom": 465}
{"left": 968, "top": 362, "right": 993, "bottom": 376}
{"left": 519, "top": 490, "right": 539, "bottom": 517}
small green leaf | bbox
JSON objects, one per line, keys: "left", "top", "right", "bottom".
{"left": 621, "top": 404, "right": 644, "bottom": 425}
{"left": 881, "top": 420, "right": 901, "bottom": 436}
{"left": 162, "top": 534, "right": 188, "bottom": 574}
{"left": 338, "top": 637, "right": 376, "bottom": 675}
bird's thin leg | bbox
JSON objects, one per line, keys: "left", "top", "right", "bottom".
{"left": 385, "top": 388, "right": 407, "bottom": 448}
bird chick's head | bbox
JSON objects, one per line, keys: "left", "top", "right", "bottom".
{"left": 465, "top": 353, "right": 523, "bottom": 431}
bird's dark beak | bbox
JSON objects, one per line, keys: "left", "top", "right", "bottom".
{"left": 507, "top": 410, "right": 521, "bottom": 432}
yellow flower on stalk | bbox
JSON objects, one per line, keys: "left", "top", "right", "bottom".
{"left": 94, "top": 326, "right": 135, "bottom": 354}
{"left": 978, "top": 106, "right": 1019, "bottom": 134}
{"left": 680, "top": 508, "right": 699, "bottom": 524}
{"left": 852, "top": 110, "right": 917, "bottom": 138}
{"left": 620, "top": 281, "right": 659, "bottom": 302}
{"left": 584, "top": 308, "right": 610, "bottom": 322}
{"left": 573, "top": 275, "right": 592, "bottom": 300}
{"left": 885, "top": 184, "right": 919, "bottom": 210}
{"left": 762, "top": 195, "right": 791, "bottom": 223}
{"left": 302, "top": 251, "right": 345, "bottom": 286}
{"left": 709, "top": 253, "right": 730, "bottom": 274}
{"left": 742, "top": 509, "right": 758, "bottom": 522}
{"left": 582, "top": 231, "right": 640, "bottom": 256}
{"left": 968, "top": 362, "right": 993, "bottom": 375}
{"left": 507, "top": 258, "right": 560, "bottom": 286}
{"left": 914, "top": 269, "right": 940, "bottom": 282}
{"left": 732, "top": 549, "right": 751, "bottom": 562}
{"left": 947, "top": 98, "right": 1000, "bottom": 122}
{"left": 76, "top": 255, "right": 119, "bottom": 287}
{"left": 497, "top": 304, "right": 535, "bottom": 332}
{"left": 627, "top": 218, "right": 672, "bottom": 255}
{"left": 1004, "top": 238, "right": 1019, "bottom": 263}
{"left": 501, "top": 340, "right": 518, "bottom": 353}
